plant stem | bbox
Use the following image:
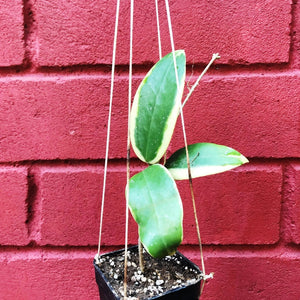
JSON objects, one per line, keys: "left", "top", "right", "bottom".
{"left": 165, "top": 0, "right": 209, "bottom": 281}
{"left": 138, "top": 239, "right": 145, "bottom": 272}
{"left": 182, "top": 53, "right": 220, "bottom": 109}
{"left": 163, "top": 152, "right": 167, "bottom": 165}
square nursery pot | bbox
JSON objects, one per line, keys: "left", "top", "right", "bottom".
{"left": 94, "top": 245, "right": 202, "bottom": 300}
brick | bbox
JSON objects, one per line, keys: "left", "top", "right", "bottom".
{"left": 186, "top": 253, "right": 300, "bottom": 300}
{"left": 0, "top": 76, "right": 128, "bottom": 162}
{"left": 1, "top": 250, "right": 299, "bottom": 300}
{"left": 171, "top": 73, "right": 300, "bottom": 158}
{"left": 35, "top": 0, "right": 291, "bottom": 66}
{"left": 0, "top": 252, "right": 98, "bottom": 299}
{"left": 0, "top": 167, "right": 29, "bottom": 245}
{"left": 0, "top": 0, "right": 24, "bottom": 66}
{"left": 290, "top": 164, "right": 300, "bottom": 244}
{"left": 37, "top": 166, "right": 138, "bottom": 246}
{"left": 0, "top": 74, "right": 298, "bottom": 162}
{"left": 178, "top": 165, "right": 282, "bottom": 245}
{"left": 36, "top": 164, "right": 281, "bottom": 246}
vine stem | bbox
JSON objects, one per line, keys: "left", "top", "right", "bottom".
{"left": 182, "top": 53, "right": 220, "bottom": 109}
{"left": 138, "top": 239, "right": 145, "bottom": 272}
{"left": 164, "top": 0, "right": 218, "bottom": 295}
{"left": 182, "top": 54, "right": 220, "bottom": 284}
{"left": 165, "top": 0, "right": 203, "bottom": 277}
{"left": 182, "top": 54, "right": 220, "bottom": 293}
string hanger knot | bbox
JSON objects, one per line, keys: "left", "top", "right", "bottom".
{"left": 201, "top": 272, "right": 214, "bottom": 281}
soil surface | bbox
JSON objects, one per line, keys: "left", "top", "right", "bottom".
{"left": 96, "top": 247, "right": 202, "bottom": 299}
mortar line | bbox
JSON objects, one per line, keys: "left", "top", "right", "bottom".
{"left": 25, "top": 166, "right": 39, "bottom": 242}
{"left": 279, "top": 162, "right": 297, "bottom": 244}
{"left": 0, "top": 67, "right": 300, "bottom": 84}
{"left": 0, "top": 243, "right": 299, "bottom": 258}
{"left": 288, "top": 0, "right": 298, "bottom": 68}
{"left": 23, "top": 0, "right": 39, "bottom": 70}
{"left": 0, "top": 62, "right": 293, "bottom": 76}
{"left": 0, "top": 158, "right": 299, "bottom": 168}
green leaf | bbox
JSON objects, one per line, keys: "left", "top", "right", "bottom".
{"left": 165, "top": 143, "right": 249, "bottom": 180}
{"left": 130, "top": 50, "right": 186, "bottom": 164}
{"left": 127, "top": 164, "right": 183, "bottom": 258}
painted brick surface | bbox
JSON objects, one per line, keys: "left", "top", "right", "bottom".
{"left": 0, "top": 74, "right": 298, "bottom": 162}
{"left": 0, "top": 77, "right": 128, "bottom": 162}
{"left": 172, "top": 73, "right": 300, "bottom": 158}
{"left": 0, "top": 0, "right": 24, "bottom": 66}
{"left": 0, "top": 167, "right": 29, "bottom": 245}
{"left": 36, "top": 164, "right": 282, "bottom": 246}
{"left": 0, "top": 252, "right": 98, "bottom": 300}
{"left": 179, "top": 165, "right": 282, "bottom": 245}
{"left": 0, "top": 0, "right": 299, "bottom": 299}
{"left": 1, "top": 250, "right": 299, "bottom": 300}
{"left": 187, "top": 254, "right": 300, "bottom": 300}
{"left": 37, "top": 166, "right": 138, "bottom": 246}
{"left": 35, "top": 0, "right": 291, "bottom": 66}
{"left": 290, "top": 164, "right": 300, "bottom": 244}
{"left": 292, "top": 0, "right": 300, "bottom": 68}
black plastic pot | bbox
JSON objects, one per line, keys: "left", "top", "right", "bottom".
{"left": 94, "top": 246, "right": 202, "bottom": 300}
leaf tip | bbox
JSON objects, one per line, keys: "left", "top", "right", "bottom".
{"left": 240, "top": 154, "right": 249, "bottom": 165}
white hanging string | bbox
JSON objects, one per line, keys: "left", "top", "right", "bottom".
{"left": 124, "top": 0, "right": 134, "bottom": 297}
{"left": 125, "top": 0, "right": 134, "bottom": 256}
{"left": 96, "top": 0, "right": 121, "bottom": 260}
{"left": 96, "top": 0, "right": 214, "bottom": 296}
{"left": 156, "top": 0, "right": 169, "bottom": 166}
{"left": 164, "top": 0, "right": 211, "bottom": 294}
{"left": 155, "top": 0, "right": 162, "bottom": 60}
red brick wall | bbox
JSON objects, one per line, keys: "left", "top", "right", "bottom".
{"left": 0, "top": 0, "right": 299, "bottom": 299}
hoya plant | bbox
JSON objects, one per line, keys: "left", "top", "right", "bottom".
{"left": 126, "top": 50, "right": 248, "bottom": 259}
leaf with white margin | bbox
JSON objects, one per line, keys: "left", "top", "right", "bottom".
{"left": 130, "top": 50, "right": 186, "bottom": 164}
{"left": 165, "top": 143, "right": 249, "bottom": 180}
{"left": 126, "top": 164, "right": 183, "bottom": 258}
